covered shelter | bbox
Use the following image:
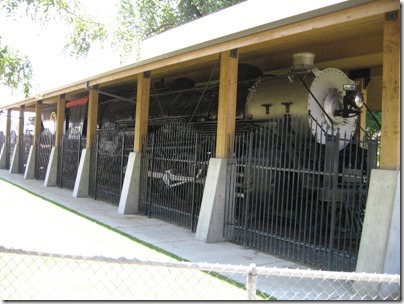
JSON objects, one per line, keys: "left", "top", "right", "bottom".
{"left": 0, "top": 0, "right": 400, "bottom": 274}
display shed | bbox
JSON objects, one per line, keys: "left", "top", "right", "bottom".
{"left": 0, "top": 0, "right": 400, "bottom": 273}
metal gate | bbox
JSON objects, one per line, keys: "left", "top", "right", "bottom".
{"left": 57, "top": 134, "right": 86, "bottom": 189}
{"left": 18, "top": 133, "right": 34, "bottom": 174}
{"left": 0, "top": 132, "right": 5, "bottom": 166}
{"left": 35, "top": 130, "right": 55, "bottom": 180}
{"left": 224, "top": 116, "right": 378, "bottom": 272}
{"left": 0, "top": 131, "right": 4, "bottom": 151}
{"left": 139, "top": 119, "right": 216, "bottom": 231}
{"left": 5, "top": 133, "right": 17, "bottom": 170}
{"left": 89, "top": 128, "right": 134, "bottom": 204}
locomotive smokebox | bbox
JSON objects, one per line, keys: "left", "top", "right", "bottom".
{"left": 245, "top": 54, "right": 359, "bottom": 149}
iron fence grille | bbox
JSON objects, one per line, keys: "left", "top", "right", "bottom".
{"left": 57, "top": 134, "right": 86, "bottom": 189}
{"left": 0, "top": 132, "right": 5, "bottom": 163}
{"left": 35, "top": 130, "right": 55, "bottom": 180}
{"left": 224, "top": 116, "right": 379, "bottom": 272}
{"left": 139, "top": 119, "right": 216, "bottom": 231}
{"left": 18, "top": 134, "right": 34, "bottom": 174}
{"left": 89, "top": 127, "right": 134, "bottom": 204}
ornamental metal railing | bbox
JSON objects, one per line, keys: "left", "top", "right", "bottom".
{"left": 35, "top": 130, "right": 55, "bottom": 180}
{"left": 89, "top": 127, "right": 134, "bottom": 204}
{"left": 18, "top": 133, "right": 34, "bottom": 174}
{"left": 224, "top": 116, "right": 379, "bottom": 272}
{"left": 57, "top": 134, "right": 86, "bottom": 189}
{"left": 139, "top": 119, "right": 216, "bottom": 231}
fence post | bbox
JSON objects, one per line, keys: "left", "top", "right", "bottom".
{"left": 60, "top": 135, "right": 64, "bottom": 188}
{"left": 147, "top": 133, "right": 155, "bottom": 217}
{"left": 247, "top": 263, "right": 257, "bottom": 300}
{"left": 243, "top": 132, "right": 254, "bottom": 248}
{"left": 120, "top": 132, "right": 125, "bottom": 190}
{"left": 94, "top": 133, "right": 100, "bottom": 200}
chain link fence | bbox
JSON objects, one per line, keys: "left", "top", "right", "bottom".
{"left": 0, "top": 246, "right": 399, "bottom": 301}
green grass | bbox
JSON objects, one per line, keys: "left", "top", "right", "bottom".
{"left": 0, "top": 177, "right": 274, "bottom": 300}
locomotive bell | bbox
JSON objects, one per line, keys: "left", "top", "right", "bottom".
{"left": 245, "top": 56, "right": 359, "bottom": 149}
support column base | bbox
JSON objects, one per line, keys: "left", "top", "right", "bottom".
{"left": 9, "top": 143, "right": 20, "bottom": 174}
{"left": 44, "top": 146, "right": 59, "bottom": 187}
{"left": 195, "top": 158, "right": 227, "bottom": 243}
{"left": 24, "top": 145, "right": 35, "bottom": 179}
{"left": 118, "top": 152, "right": 142, "bottom": 214}
{"left": 0, "top": 143, "right": 7, "bottom": 169}
{"left": 73, "top": 149, "right": 91, "bottom": 198}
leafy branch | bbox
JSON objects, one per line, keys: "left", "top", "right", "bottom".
{"left": 0, "top": 38, "right": 33, "bottom": 97}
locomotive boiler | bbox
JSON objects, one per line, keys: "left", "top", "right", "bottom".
{"left": 244, "top": 53, "right": 364, "bottom": 149}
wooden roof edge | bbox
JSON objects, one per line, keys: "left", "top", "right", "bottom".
{"left": 0, "top": 0, "right": 399, "bottom": 111}
{"left": 88, "top": 0, "right": 399, "bottom": 85}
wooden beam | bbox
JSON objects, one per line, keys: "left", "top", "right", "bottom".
{"left": 89, "top": 1, "right": 397, "bottom": 87}
{"left": 86, "top": 87, "right": 99, "bottom": 149}
{"left": 0, "top": 0, "right": 398, "bottom": 109}
{"left": 55, "top": 94, "right": 65, "bottom": 147}
{"left": 357, "top": 79, "right": 368, "bottom": 142}
{"left": 134, "top": 72, "right": 151, "bottom": 153}
{"left": 5, "top": 109, "right": 11, "bottom": 144}
{"left": 380, "top": 10, "right": 400, "bottom": 170}
{"left": 215, "top": 50, "right": 239, "bottom": 158}
{"left": 34, "top": 101, "right": 42, "bottom": 145}
{"left": 18, "top": 105, "right": 25, "bottom": 140}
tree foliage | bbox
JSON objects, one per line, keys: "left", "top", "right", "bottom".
{"left": 0, "top": 37, "right": 32, "bottom": 97}
{"left": 366, "top": 111, "right": 382, "bottom": 140}
{"left": 115, "top": 0, "right": 245, "bottom": 59}
{"left": 0, "top": 0, "right": 245, "bottom": 97}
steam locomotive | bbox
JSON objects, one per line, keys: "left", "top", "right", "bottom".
{"left": 39, "top": 52, "right": 364, "bottom": 144}
{"left": 39, "top": 53, "right": 374, "bottom": 235}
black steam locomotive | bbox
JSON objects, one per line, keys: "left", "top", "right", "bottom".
{"left": 36, "top": 54, "right": 377, "bottom": 271}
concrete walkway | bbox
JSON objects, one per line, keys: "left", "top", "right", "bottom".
{"left": 0, "top": 169, "right": 302, "bottom": 269}
{"left": 1, "top": 169, "right": 330, "bottom": 300}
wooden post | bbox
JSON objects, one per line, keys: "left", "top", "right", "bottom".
{"left": 134, "top": 71, "right": 151, "bottom": 153}
{"left": 34, "top": 101, "right": 42, "bottom": 145}
{"left": 380, "top": 11, "right": 400, "bottom": 170}
{"left": 86, "top": 86, "right": 99, "bottom": 149}
{"left": 357, "top": 79, "right": 367, "bottom": 142}
{"left": 18, "top": 105, "right": 25, "bottom": 141}
{"left": 55, "top": 94, "right": 65, "bottom": 147}
{"left": 215, "top": 50, "right": 239, "bottom": 158}
{"left": 5, "top": 109, "right": 11, "bottom": 144}
{"left": 4, "top": 109, "right": 12, "bottom": 169}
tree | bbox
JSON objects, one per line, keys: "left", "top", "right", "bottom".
{"left": 366, "top": 111, "right": 382, "bottom": 140}
{"left": 114, "top": 0, "right": 246, "bottom": 59}
{"left": 0, "top": 38, "right": 32, "bottom": 97}
{"left": 0, "top": 0, "right": 245, "bottom": 97}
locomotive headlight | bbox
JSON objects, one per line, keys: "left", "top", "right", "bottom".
{"left": 334, "top": 86, "right": 364, "bottom": 118}
{"left": 342, "top": 84, "right": 364, "bottom": 109}
{"left": 345, "top": 91, "right": 364, "bottom": 109}
{"left": 352, "top": 92, "right": 364, "bottom": 109}
{"left": 334, "top": 91, "right": 364, "bottom": 118}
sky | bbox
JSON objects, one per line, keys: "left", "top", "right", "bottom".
{"left": 0, "top": 0, "right": 122, "bottom": 103}
{"left": 0, "top": 0, "right": 348, "bottom": 106}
